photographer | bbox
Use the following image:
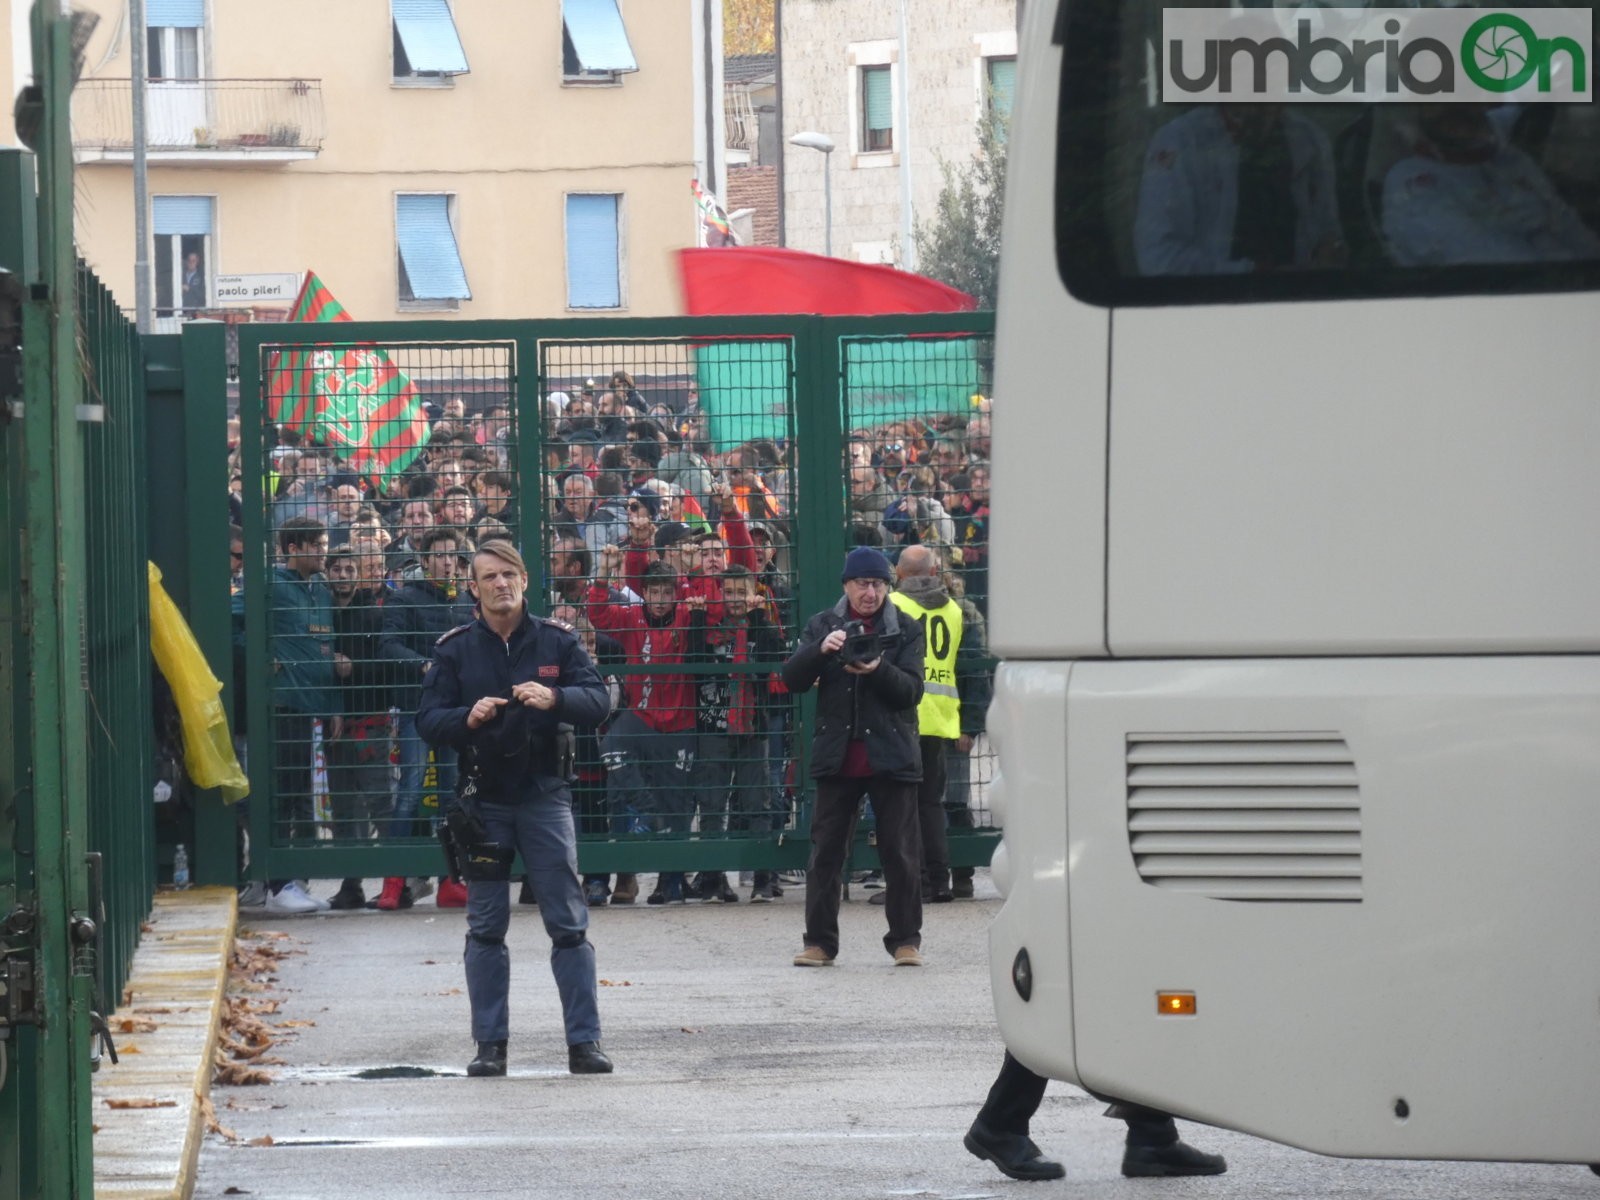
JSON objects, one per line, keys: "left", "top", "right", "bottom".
{"left": 781, "top": 547, "right": 926, "bottom": 967}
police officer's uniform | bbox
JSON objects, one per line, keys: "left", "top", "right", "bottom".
{"left": 416, "top": 605, "right": 612, "bottom": 1073}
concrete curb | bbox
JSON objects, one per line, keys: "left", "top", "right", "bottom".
{"left": 92, "top": 887, "right": 237, "bottom": 1200}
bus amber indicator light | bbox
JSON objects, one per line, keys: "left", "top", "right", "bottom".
{"left": 1157, "top": 992, "right": 1197, "bottom": 1016}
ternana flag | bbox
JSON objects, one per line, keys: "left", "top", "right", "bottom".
{"left": 263, "top": 273, "right": 431, "bottom": 490}
{"left": 677, "top": 247, "right": 976, "bottom": 316}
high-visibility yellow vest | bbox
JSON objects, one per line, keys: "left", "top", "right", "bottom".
{"left": 890, "top": 590, "right": 963, "bottom": 739}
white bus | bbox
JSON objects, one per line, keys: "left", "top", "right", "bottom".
{"left": 986, "top": 0, "right": 1600, "bottom": 1168}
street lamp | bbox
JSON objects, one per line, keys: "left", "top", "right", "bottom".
{"left": 789, "top": 131, "right": 836, "bottom": 257}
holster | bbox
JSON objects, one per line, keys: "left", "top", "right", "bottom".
{"left": 556, "top": 725, "right": 577, "bottom": 782}
{"left": 444, "top": 770, "right": 512, "bottom": 881}
{"left": 436, "top": 820, "right": 462, "bottom": 882}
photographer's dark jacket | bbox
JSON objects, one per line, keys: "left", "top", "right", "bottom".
{"left": 416, "top": 607, "right": 609, "bottom": 805}
{"left": 782, "top": 597, "right": 924, "bottom": 781}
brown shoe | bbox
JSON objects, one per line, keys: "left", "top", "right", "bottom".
{"left": 793, "top": 945, "right": 836, "bottom": 967}
{"left": 893, "top": 945, "right": 923, "bottom": 967}
{"left": 610, "top": 874, "right": 638, "bottom": 905}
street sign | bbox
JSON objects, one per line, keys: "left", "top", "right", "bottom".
{"left": 213, "top": 273, "right": 301, "bottom": 304}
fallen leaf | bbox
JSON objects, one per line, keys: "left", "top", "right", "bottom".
{"left": 421, "top": 960, "right": 438, "bottom": 965}
{"left": 224, "top": 1188, "right": 252, "bottom": 1195}
{"left": 275, "top": 1019, "right": 316, "bottom": 1028}
{"left": 247, "top": 1135, "right": 274, "bottom": 1147}
{"left": 200, "top": 1096, "right": 239, "bottom": 1143}
{"left": 119, "top": 1045, "right": 142, "bottom": 1054}
{"left": 105, "top": 1098, "right": 177, "bottom": 1109}
{"left": 133, "top": 1007, "right": 173, "bottom": 1015}
{"left": 680, "top": 1027, "right": 702, "bottom": 1034}
{"left": 117, "top": 1017, "right": 158, "bottom": 1033}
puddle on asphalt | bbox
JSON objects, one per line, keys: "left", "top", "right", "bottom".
{"left": 351, "top": 1065, "right": 450, "bottom": 1080}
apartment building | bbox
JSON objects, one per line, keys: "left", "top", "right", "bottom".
{"left": 2, "top": 0, "right": 724, "bottom": 323}
{"left": 780, "top": 0, "right": 1015, "bottom": 266}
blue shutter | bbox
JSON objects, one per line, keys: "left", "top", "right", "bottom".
{"left": 988, "top": 57, "right": 1016, "bottom": 121}
{"left": 863, "top": 67, "right": 893, "bottom": 132}
{"left": 152, "top": 195, "right": 213, "bottom": 235}
{"left": 565, "top": 194, "right": 621, "bottom": 309}
{"left": 392, "top": 0, "right": 470, "bottom": 75}
{"left": 563, "top": 0, "right": 639, "bottom": 74}
{"left": 147, "top": 0, "right": 204, "bottom": 28}
{"left": 395, "top": 194, "right": 471, "bottom": 300}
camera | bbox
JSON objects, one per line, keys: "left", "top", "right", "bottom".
{"left": 838, "top": 619, "right": 881, "bottom": 666}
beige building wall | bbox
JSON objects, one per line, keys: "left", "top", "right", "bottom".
{"left": 781, "top": 0, "right": 1015, "bottom": 266}
{"left": 5, "top": 0, "right": 707, "bottom": 318}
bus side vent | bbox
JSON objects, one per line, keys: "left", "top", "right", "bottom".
{"left": 1126, "top": 734, "right": 1361, "bottom": 902}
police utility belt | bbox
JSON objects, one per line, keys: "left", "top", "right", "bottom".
{"left": 435, "top": 732, "right": 577, "bottom": 884}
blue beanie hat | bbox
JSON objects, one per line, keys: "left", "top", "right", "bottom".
{"left": 840, "top": 546, "right": 893, "bottom": 583}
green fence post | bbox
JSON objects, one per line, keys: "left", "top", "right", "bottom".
{"left": 18, "top": 4, "right": 96, "bottom": 1195}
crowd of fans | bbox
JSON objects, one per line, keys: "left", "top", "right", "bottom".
{"left": 228, "top": 368, "right": 995, "bottom": 915}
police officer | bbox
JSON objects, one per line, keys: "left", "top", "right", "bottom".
{"left": 416, "top": 539, "right": 615, "bottom": 1077}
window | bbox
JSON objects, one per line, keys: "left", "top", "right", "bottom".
{"left": 146, "top": 0, "right": 203, "bottom": 80}
{"left": 392, "top": 0, "right": 469, "bottom": 84}
{"left": 565, "top": 193, "right": 623, "bottom": 309}
{"left": 860, "top": 65, "right": 893, "bottom": 153}
{"left": 562, "top": 0, "right": 639, "bottom": 83}
{"left": 985, "top": 56, "right": 1016, "bottom": 125}
{"left": 1055, "top": 0, "right": 1600, "bottom": 306}
{"left": 395, "top": 193, "right": 470, "bottom": 310}
{"left": 151, "top": 195, "right": 213, "bottom": 320}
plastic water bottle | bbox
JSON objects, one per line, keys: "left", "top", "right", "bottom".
{"left": 172, "top": 844, "right": 191, "bottom": 890}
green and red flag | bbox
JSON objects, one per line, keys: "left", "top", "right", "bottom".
{"left": 263, "top": 272, "right": 431, "bottom": 491}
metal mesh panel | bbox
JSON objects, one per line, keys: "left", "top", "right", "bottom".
{"left": 537, "top": 339, "right": 801, "bottom": 875}
{"left": 840, "top": 334, "right": 997, "bottom": 834}
{"left": 246, "top": 340, "right": 517, "bottom": 854}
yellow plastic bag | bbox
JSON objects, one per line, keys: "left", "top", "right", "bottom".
{"left": 148, "top": 562, "right": 250, "bottom": 802}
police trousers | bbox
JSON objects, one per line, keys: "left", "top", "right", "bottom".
{"left": 463, "top": 786, "right": 600, "bottom": 1046}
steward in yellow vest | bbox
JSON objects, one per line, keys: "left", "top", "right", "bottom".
{"left": 888, "top": 544, "right": 980, "bottom": 902}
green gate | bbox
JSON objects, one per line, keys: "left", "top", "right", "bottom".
{"left": 227, "top": 313, "right": 997, "bottom": 889}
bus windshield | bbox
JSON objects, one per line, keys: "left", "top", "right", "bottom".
{"left": 1054, "top": 0, "right": 1600, "bottom": 306}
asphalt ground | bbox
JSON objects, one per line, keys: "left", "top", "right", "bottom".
{"left": 182, "top": 875, "right": 1600, "bottom": 1200}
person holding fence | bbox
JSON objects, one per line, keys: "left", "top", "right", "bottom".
{"left": 588, "top": 553, "right": 699, "bottom": 905}
{"left": 686, "top": 565, "right": 788, "bottom": 902}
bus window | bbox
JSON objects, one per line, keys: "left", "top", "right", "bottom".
{"left": 1054, "top": 0, "right": 1600, "bottom": 305}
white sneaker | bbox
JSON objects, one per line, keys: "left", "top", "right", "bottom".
{"left": 409, "top": 876, "right": 435, "bottom": 901}
{"left": 237, "top": 881, "right": 269, "bottom": 907}
{"left": 265, "top": 881, "right": 322, "bottom": 914}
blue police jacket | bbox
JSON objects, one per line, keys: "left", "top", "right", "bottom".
{"left": 415, "top": 605, "right": 610, "bottom": 803}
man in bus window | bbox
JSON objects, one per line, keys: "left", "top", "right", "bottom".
{"left": 1383, "top": 104, "right": 1600, "bottom": 267}
{"left": 1134, "top": 104, "right": 1343, "bottom": 276}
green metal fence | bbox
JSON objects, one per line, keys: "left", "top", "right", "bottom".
{"left": 226, "top": 314, "right": 998, "bottom": 894}
{"left": 78, "top": 262, "right": 155, "bottom": 1002}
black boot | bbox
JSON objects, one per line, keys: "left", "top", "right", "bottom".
{"left": 568, "top": 1040, "right": 614, "bottom": 1074}
{"left": 963, "top": 1118, "right": 1065, "bottom": 1181}
{"left": 1121, "top": 1139, "right": 1227, "bottom": 1177}
{"left": 467, "top": 1039, "right": 507, "bottom": 1078}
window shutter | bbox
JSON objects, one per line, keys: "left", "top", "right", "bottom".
{"left": 566, "top": 194, "right": 621, "bottom": 309}
{"left": 988, "top": 57, "right": 1017, "bottom": 120}
{"left": 864, "top": 67, "right": 893, "bottom": 133}
{"left": 395, "top": 194, "right": 471, "bottom": 300}
{"left": 146, "top": 0, "right": 204, "bottom": 28}
{"left": 392, "top": 0, "right": 470, "bottom": 75}
{"left": 152, "top": 195, "right": 214, "bottom": 235}
{"left": 562, "top": 0, "right": 640, "bottom": 74}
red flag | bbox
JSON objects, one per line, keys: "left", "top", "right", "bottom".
{"left": 677, "top": 247, "right": 976, "bottom": 316}
{"left": 263, "top": 273, "right": 431, "bottom": 491}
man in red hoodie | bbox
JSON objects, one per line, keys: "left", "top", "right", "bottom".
{"left": 589, "top": 552, "right": 699, "bottom": 904}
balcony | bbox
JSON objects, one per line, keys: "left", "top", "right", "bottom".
{"left": 72, "top": 78, "right": 325, "bottom": 165}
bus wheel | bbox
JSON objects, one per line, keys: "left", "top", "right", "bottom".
{"left": 1589, "top": 1164, "right": 1599, "bottom": 1176}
